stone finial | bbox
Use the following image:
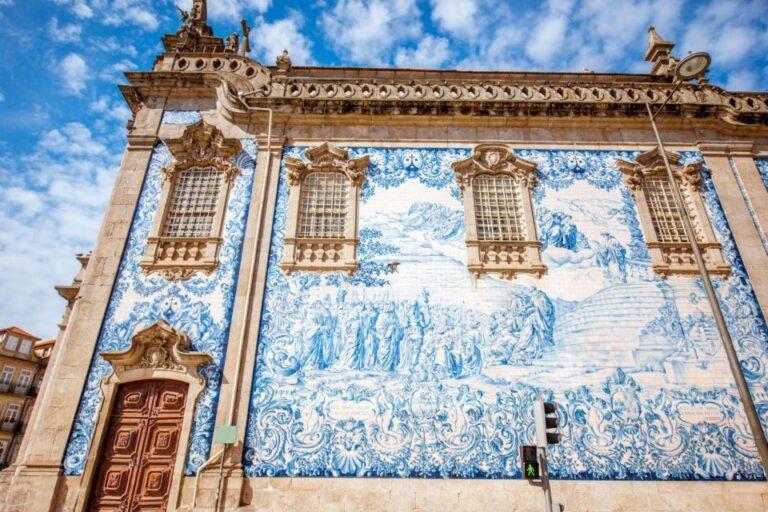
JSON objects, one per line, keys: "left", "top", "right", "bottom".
{"left": 644, "top": 26, "right": 676, "bottom": 77}
{"left": 276, "top": 49, "right": 292, "bottom": 73}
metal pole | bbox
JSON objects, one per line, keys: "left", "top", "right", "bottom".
{"left": 213, "top": 445, "right": 228, "bottom": 511}
{"left": 538, "top": 447, "right": 554, "bottom": 512}
{"left": 645, "top": 102, "right": 768, "bottom": 473}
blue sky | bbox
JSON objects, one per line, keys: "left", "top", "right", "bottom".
{"left": 0, "top": 0, "right": 767, "bottom": 339}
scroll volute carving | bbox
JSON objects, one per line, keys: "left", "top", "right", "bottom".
{"left": 452, "top": 144, "right": 538, "bottom": 193}
{"left": 101, "top": 320, "right": 211, "bottom": 377}
{"left": 617, "top": 147, "right": 702, "bottom": 191}
{"left": 163, "top": 120, "right": 243, "bottom": 181}
{"left": 285, "top": 142, "right": 370, "bottom": 187}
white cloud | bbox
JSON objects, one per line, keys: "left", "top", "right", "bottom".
{"left": 58, "top": 53, "right": 89, "bottom": 94}
{"left": 725, "top": 69, "right": 758, "bottom": 91}
{"left": 48, "top": 17, "right": 82, "bottom": 43}
{"left": 97, "top": 58, "right": 138, "bottom": 82}
{"left": 0, "top": 123, "right": 120, "bottom": 338}
{"left": 92, "top": 36, "right": 138, "bottom": 58}
{"left": 430, "top": 0, "right": 477, "bottom": 36}
{"left": 91, "top": 95, "right": 133, "bottom": 123}
{"left": 526, "top": 13, "right": 569, "bottom": 64}
{"left": 321, "top": 0, "right": 422, "bottom": 66}
{"left": 250, "top": 13, "right": 313, "bottom": 66}
{"left": 395, "top": 35, "right": 452, "bottom": 68}
{"left": 175, "top": 0, "right": 271, "bottom": 21}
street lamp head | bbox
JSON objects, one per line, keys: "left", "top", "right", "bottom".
{"left": 674, "top": 52, "right": 711, "bottom": 81}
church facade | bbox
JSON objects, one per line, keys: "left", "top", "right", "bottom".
{"left": 3, "top": 3, "right": 768, "bottom": 511}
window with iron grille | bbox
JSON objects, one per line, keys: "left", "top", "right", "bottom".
{"left": 297, "top": 172, "right": 349, "bottom": 239}
{"left": 641, "top": 176, "right": 689, "bottom": 243}
{"left": 162, "top": 166, "right": 222, "bottom": 237}
{"left": 473, "top": 174, "right": 526, "bottom": 241}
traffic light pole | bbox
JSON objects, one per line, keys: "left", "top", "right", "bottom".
{"left": 537, "top": 446, "right": 554, "bottom": 512}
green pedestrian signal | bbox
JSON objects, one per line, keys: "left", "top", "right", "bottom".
{"left": 520, "top": 445, "right": 540, "bottom": 480}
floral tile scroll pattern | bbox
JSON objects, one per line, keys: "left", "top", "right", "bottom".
{"left": 244, "top": 147, "right": 768, "bottom": 481}
{"left": 62, "top": 139, "right": 257, "bottom": 476}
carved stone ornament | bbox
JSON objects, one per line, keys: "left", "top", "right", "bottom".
{"left": 162, "top": 120, "right": 242, "bottom": 182}
{"left": 285, "top": 142, "right": 370, "bottom": 187}
{"left": 101, "top": 320, "right": 211, "bottom": 376}
{"left": 616, "top": 147, "right": 702, "bottom": 191}
{"left": 451, "top": 144, "right": 538, "bottom": 194}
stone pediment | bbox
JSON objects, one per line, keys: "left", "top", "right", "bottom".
{"left": 284, "top": 142, "right": 370, "bottom": 186}
{"left": 617, "top": 148, "right": 703, "bottom": 191}
{"left": 101, "top": 320, "right": 211, "bottom": 374}
{"left": 452, "top": 144, "right": 537, "bottom": 193}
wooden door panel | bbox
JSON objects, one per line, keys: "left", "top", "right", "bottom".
{"left": 90, "top": 380, "right": 188, "bottom": 512}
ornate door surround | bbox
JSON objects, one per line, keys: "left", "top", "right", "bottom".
{"left": 75, "top": 320, "right": 212, "bottom": 512}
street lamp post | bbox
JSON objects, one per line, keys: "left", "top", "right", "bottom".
{"left": 645, "top": 51, "right": 768, "bottom": 473}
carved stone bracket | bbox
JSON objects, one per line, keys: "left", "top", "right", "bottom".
{"left": 101, "top": 320, "right": 211, "bottom": 378}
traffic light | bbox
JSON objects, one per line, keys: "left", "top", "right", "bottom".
{"left": 534, "top": 399, "right": 560, "bottom": 447}
{"left": 520, "top": 445, "right": 540, "bottom": 480}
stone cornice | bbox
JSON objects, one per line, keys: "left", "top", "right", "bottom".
{"left": 120, "top": 53, "right": 768, "bottom": 128}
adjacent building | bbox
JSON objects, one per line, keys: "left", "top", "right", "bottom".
{"left": 0, "top": 328, "right": 49, "bottom": 469}
{"left": 3, "top": 2, "right": 768, "bottom": 511}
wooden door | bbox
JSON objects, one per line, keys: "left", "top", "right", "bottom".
{"left": 89, "top": 379, "right": 187, "bottom": 512}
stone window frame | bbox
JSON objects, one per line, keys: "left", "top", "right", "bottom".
{"left": 617, "top": 147, "right": 730, "bottom": 278}
{"left": 75, "top": 320, "right": 212, "bottom": 512}
{"left": 280, "top": 143, "right": 370, "bottom": 275}
{"left": 451, "top": 144, "right": 546, "bottom": 279}
{"left": 141, "top": 120, "right": 242, "bottom": 281}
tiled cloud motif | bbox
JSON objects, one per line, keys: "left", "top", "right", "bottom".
{"left": 244, "top": 147, "right": 768, "bottom": 480}
{"left": 63, "top": 139, "right": 257, "bottom": 476}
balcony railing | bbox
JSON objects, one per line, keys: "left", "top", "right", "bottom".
{"left": 0, "top": 384, "right": 10, "bottom": 393}
{"left": 0, "top": 421, "right": 19, "bottom": 433}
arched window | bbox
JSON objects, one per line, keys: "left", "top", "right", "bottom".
{"left": 280, "top": 143, "right": 369, "bottom": 275}
{"left": 452, "top": 144, "right": 546, "bottom": 280}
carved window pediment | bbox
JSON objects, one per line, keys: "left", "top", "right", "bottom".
{"left": 101, "top": 320, "right": 211, "bottom": 377}
{"left": 280, "top": 143, "right": 370, "bottom": 275}
{"left": 141, "top": 120, "right": 242, "bottom": 280}
{"left": 451, "top": 144, "right": 546, "bottom": 279}
{"left": 617, "top": 148, "right": 729, "bottom": 278}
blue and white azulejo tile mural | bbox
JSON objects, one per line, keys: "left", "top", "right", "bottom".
{"left": 243, "top": 146, "right": 768, "bottom": 480}
{"left": 62, "top": 139, "right": 257, "bottom": 476}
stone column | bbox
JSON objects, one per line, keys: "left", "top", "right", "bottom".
{"left": 698, "top": 141, "right": 768, "bottom": 318}
{"left": 184, "top": 129, "right": 285, "bottom": 510}
{"left": 2, "top": 101, "right": 165, "bottom": 512}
